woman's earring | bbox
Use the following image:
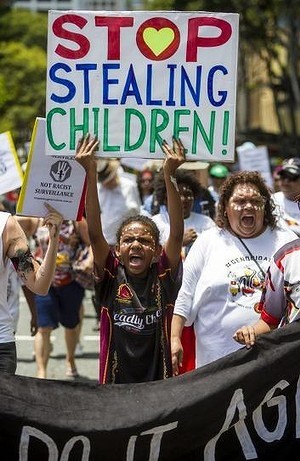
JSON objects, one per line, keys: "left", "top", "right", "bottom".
{"left": 224, "top": 211, "right": 227, "bottom": 216}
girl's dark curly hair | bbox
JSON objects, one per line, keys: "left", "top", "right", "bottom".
{"left": 215, "top": 171, "right": 278, "bottom": 230}
{"left": 154, "top": 169, "right": 204, "bottom": 206}
{"left": 116, "top": 215, "right": 160, "bottom": 246}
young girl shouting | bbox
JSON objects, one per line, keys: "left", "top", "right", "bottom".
{"left": 76, "top": 135, "right": 186, "bottom": 384}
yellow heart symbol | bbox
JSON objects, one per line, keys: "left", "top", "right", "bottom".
{"left": 143, "top": 27, "right": 175, "bottom": 56}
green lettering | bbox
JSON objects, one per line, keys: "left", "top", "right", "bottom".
{"left": 192, "top": 111, "right": 216, "bottom": 155}
{"left": 222, "top": 111, "right": 229, "bottom": 156}
{"left": 92, "top": 107, "right": 100, "bottom": 138}
{"left": 69, "top": 108, "right": 89, "bottom": 150}
{"left": 173, "top": 109, "right": 190, "bottom": 152}
{"left": 124, "top": 109, "right": 146, "bottom": 151}
{"left": 46, "top": 108, "right": 66, "bottom": 151}
{"left": 103, "top": 108, "right": 120, "bottom": 152}
{"left": 149, "top": 109, "right": 169, "bottom": 153}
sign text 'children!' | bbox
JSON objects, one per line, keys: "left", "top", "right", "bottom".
{"left": 46, "top": 11, "right": 239, "bottom": 160}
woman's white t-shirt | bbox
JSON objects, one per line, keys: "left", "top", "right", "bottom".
{"left": 174, "top": 225, "right": 297, "bottom": 368}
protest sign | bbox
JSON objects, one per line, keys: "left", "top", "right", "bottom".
{"left": 16, "top": 118, "right": 86, "bottom": 220}
{"left": 46, "top": 10, "right": 239, "bottom": 161}
{"left": 0, "top": 131, "right": 23, "bottom": 195}
{"left": 236, "top": 142, "right": 273, "bottom": 188}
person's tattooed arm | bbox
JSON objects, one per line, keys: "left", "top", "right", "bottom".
{"left": 10, "top": 247, "right": 38, "bottom": 282}
{"left": 4, "top": 205, "right": 63, "bottom": 295}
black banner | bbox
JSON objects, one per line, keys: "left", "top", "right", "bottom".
{"left": 1, "top": 321, "right": 300, "bottom": 460}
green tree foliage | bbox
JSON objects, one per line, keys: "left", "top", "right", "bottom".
{"left": 0, "top": 8, "right": 47, "bottom": 49}
{"left": 0, "top": 9, "right": 47, "bottom": 147}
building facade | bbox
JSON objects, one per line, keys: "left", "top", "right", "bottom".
{"left": 13, "top": 0, "right": 139, "bottom": 12}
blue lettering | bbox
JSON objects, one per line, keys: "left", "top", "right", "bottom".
{"left": 103, "top": 63, "right": 120, "bottom": 105}
{"left": 49, "top": 63, "right": 75, "bottom": 104}
{"left": 207, "top": 65, "right": 228, "bottom": 107}
{"left": 180, "top": 66, "right": 202, "bottom": 106}
{"left": 76, "top": 63, "right": 97, "bottom": 104}
{"left": 166, "top": 64, "right": 177, "bottom": 107}
{"left": 121, "top": 64, "right": 142, "bottom": 105}
{"left": 146, "top": 64, "right": 162, "bottom": 106}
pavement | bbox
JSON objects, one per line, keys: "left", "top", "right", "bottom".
{"left": 15, "top": 290, "right": 99, "bottom": 384}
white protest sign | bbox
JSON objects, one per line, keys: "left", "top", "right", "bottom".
{"left": 46, "top": 10, "right": 239, "bottom": 161}
{"left": 0, "top": 131, "right": 23, "bottom": 195}
{"left": 236, "top": 143, "right": 273, "bottom": 188}
{"left": 16, "top": 118, "right": 86, "bottom": 220}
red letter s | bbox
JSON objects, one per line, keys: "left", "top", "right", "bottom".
{"left": 53, "top": 14, "right": 90, "bottom": 59}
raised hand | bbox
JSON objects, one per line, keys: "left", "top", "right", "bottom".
{"left": 42, "top": 202, "right": 63, "bottom": 239}
{"left": 161, "top": 137, "right": 187, "bottom": 176}
{"left": 75, "top": 134, "right": 99, "bottom": 172}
